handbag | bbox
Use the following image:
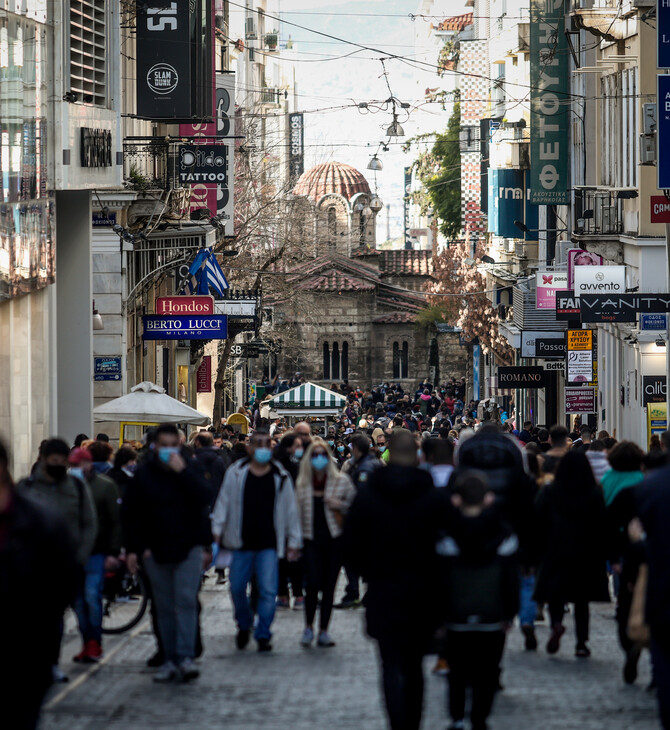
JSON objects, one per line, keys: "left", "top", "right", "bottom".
{"left": 627, "top": 563, "right": 650, "bottom": 647}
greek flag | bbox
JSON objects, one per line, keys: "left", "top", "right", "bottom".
{"left": 185, "top": 248, "right": 229, "bottom": 296}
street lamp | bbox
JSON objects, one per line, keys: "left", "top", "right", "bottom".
{"left": 369, "top": 194, "right": 384, "bottom": 213}
{"left": 367, "top": 155, "right": 383, "bottom": 171}
{"left": 92, "top": 301, "right": 104, "bottom": 330}
{"left": 513, "top": 220, "right": 569, "bottom": 234}
{"left": 386, "top": 118, "right": 405, "bottom": 137}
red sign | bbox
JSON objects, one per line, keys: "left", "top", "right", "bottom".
{"left": 565, "top": 387, "right": 596, "bottom": 414}
{"left": 156, "top": 295, "right": 214, "bottom": 316}
{"left": 197, "top": 356, "right": 212, "bottom": 393}
{"left": 651, "top": 196, "right": 670, "bottom": 223}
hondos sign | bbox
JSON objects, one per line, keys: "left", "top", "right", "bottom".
{"left": 498, "top": 366, "right": 546, "bottom": 388}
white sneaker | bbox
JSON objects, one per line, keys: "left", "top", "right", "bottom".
{"left": 300, "top": 627, "right": 314, "bottom": 646}
{"left": 153, "top": 661, "right": 178, "bottom": 683}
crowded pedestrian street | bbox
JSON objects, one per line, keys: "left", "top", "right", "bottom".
{"left": 41, "top": 578, "right": 658, "bottom": 730}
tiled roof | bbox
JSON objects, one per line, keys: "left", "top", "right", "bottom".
{"left": 374, "top": 311, "right": 418, "bottom": 324}
{"left": 435, "top": 13, "right": 473, "bottom": 32}
{"left": 292, "top": 161, "right": 371, "bottom": 202}
{"left": 380, "top": 250, "right": 433, "bottom": 276}
{"left": 297, "top": 269, "right": 376, "bottom": 292}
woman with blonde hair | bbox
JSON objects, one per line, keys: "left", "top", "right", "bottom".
{"left": 295, "top": 438, "right": 355, "bottom": 647}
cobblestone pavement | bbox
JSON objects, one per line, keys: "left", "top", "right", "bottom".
{"left": 41, "top": 576, "right": 660, "bottom": 730}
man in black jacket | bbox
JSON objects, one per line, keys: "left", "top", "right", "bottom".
{"left": 124, "top": 424, "right": 211, "bottom": 683}
{"left": 193, "top": 431, "right": 230, "bottom": 507}
{"left": 344, "top": 429, "right": 439, "bottom": 730}
{"left": 0, "top": 439, "right": 78, "bottom": 730}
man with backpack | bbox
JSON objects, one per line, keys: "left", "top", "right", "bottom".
{"left": 18, "top": 437, "right": 97, "bottom": 682}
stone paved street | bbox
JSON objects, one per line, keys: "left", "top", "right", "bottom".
{"left": 41, "top": 577, "right": 660, "bottom": 730}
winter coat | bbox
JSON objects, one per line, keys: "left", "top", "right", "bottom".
{"left": 586, "top": 451, "right": 610, "bottom": 483}
{"left": 637, "top": 465, "right": 670, "bottom": 630}
{"left": 601, "top": 469, "right": 644, "bottom": 507}
{"left": 533, "top": 479, "right": 610, "bottom": 604}
{"left": 18, "top": 466, "right": 97, "bottom": 566}
{"left": 296, "top": 471, "right": 355, "bottom": 540}
{"left": 87, "top": 472, "right": 123, "bottom": 556}
{"left": 122, "top": 450, "right": 212, "bottom": 564}
{"left": 210, "top": 458, "right": 302, "bottom": 557}
{"left": 193, "top": 446, "right": 231, "bottom": 507}
{"left": 343, "top": 465, "right": 442, "bottom": 643}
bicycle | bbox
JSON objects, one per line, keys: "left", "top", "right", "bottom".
{"left": 101, "top": 565, "right": 149, "bottom": 635}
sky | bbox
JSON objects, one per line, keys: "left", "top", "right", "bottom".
{"left": 253, "top": 0, "right": 469, "bottom": 241}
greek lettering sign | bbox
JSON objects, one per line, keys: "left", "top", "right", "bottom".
{"left": 536, "top": 271, "right": 569, "bottom": 309}
{"left": 565, "top": 387, "right": 596, "bottom": 414}
{"left": 660, "top": 0, "right": 670, "bottom": 69}
{"left": 580, "top": 293, "right": 670, "bottom": 323}
{"left": 574, "top": 266, "right": 626, "bottom": 296}
{"left": 94, "top": 356, "right": 122, "bottom": 381}
{"left": 288, "top": 113, "right": 304, "bottom": 183}
{"left": 142, "top": 315, "right": 228, "bottom": 340}
{"left": 136, "top": 1, "right": 192, "bottom": 120}
{"left": 530, "top": 0, "right": 570, "bottom": 204}
{"left": 404, "top": 167, "right": 412, "bottom": 248}
{"left": 179, "top": 145, "right": 228, "bottom": 184}
{"left": 498, "top": 366, "right": 546, "bottom": 388}
{"left": 196, "top": 355, "right": 212, "bottom": 392}
{"left": 567, "top": 351, "right": 593, "bottom": 384}
{"left": 641, "top": 313, "right": 668, "bottom": 330}
{"left": 567, "top": 329, "right": 592, "bottom": 350}
{"left": 156, "top": 296, "right": 214, "bottom": 315}
{"left": 643, "top": 375, "right": 667, "bottom": 405}
{"left": 659, "top": 75, "right": 670, "bottom": 189}
{"left": 555, "top": 289, "right": 580, "bottom": 320}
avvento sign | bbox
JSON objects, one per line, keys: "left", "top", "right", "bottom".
{"left": 498, "top": 366, "right": 546, "bottom": 388}
{"left": 573, "top": 266, "right": 625, "bottom": 295}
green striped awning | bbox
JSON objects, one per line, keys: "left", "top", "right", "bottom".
{"left": 267, "top": 382, "right": 346, "bottom": 409}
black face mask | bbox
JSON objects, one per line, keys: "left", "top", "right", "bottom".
{"left": 45, "top": 464, "right": 67, "bottom": 482}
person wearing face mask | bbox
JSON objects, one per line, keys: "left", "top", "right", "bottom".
{"left": 123, "top": 424, "right": 211, "bottom": 683}
{"left": 211, "top": 429, "right": 302, "bottom": 652}
{"left": 18, "top": 438, "right": 97, "bottom": 682}
{"left": 69, "top": 443, "right": 123, "bottom": 664}
{"left": 295, "top": 440, "right": 355, "bottom": 647}
{"left": 107, "top": 445, "right": 138, "bottom": 499}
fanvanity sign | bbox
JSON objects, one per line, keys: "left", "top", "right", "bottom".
{"left": 142, "top": 315, "right": 228, "bottom": 340}
{"left": 156, "top": 295, "right": 214, "bottom": 315}
{"left": 536, "top": 271, "right": 569, "bottom": 309}
{"left": 580, "top": 293, "right": 670, "bottom": 323}
{"left": 555, "top": 290, "right": 581, "bottom": 320}
{"left": 497, "top": 366, "right": 546, "bottom": 388}
{"left": 573, "top": 266, "right": 626, "bottom": 296}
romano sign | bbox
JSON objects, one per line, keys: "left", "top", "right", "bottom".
{"left": 530, "top": 0, "right": 570, "bottom": 204}
{"left": 580, "top": 293, "right": 670, "bottom": 323}
{"left": 498, "top": 366, "right": 546, "bottom": 388}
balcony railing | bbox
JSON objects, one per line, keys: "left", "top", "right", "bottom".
{"left": 573, "top": 187, "right": 632, "bottom": 236}
{"left": 260, "top": 87, "right": 281, "bottom": 105}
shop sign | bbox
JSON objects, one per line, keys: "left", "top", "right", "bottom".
{"left": 94, "top": 356, "right": 122, "bottom": 381}
{"left": 214, "top": 299, "right": 257, "bottom": 316}
{"left": 403, "top": 167, "right": 412, "bottom": 248}
{"left": 565, "top": 387, "right": 596, "bottom": 414}
{"left": 660, "top": 0, "right": 670, "bottom": 68}
{"left": 156, "top": 295, "right": 214, "bottom": 315}
{"left": 536, "top": 338, "right": 566, "bottom": 359}
{"left": 643, "top": 375, "right": 667, "bottom": 405}
{"left": 580, "top": 293, "right": 670, "bottom": 323}
{"left": 659, "top": 75, "right": 670, "bottom": 189}
{"left": 196, "top": 356, "right": 212, "bottom": 392}
{"left": 648, "top": 402, "right": 668, "bottom": 449}
{"left": 567, "top": 329, "right": 593, "bottom": 350}
{"left": 289, "top": 113, "right": 304, "bottom": 182}
{"left": 521, "top": 330, "right": 563, "bottom": 358}
{"left": 142, "top": 315, "right": 228, "bottom": 340}
{"left": 567, "top": 249, "right": 603, "bottom": 288}
{"left": 545, "top": 361, "right": 565, "bottom": 371}
{"left": 497, "top": 366, "right": 546, "bottom": 388}
{"left": 80, "top": 128, "right": 112, "bottom": 167}
{"left": 92, "top": 212, "right": 116, "bottom": 227}
{"left": 530, "top": 0, "right": 570, "bottom": 204}
{"left": 536, "top": 271, "right": 569, "bottom": 309}
{"left": 574, "top": 265, "right": 626, "bottom": 296}
{"left": 179, "top": 145, "right": 228, "bottom": 184}
{"left": 487, "top": 168, "right": 538, "bottom": 239}
{"left": 641, "top": 313, "right": 668, "bottom": 330}
{"left": 650, "top": 195, "right": 670, "bottom": 223}
{"left": 136, "top": 1, "right": 192, "bottom": 119}
{"left": 555, "top": 289, "right": 580, "bottom": 319}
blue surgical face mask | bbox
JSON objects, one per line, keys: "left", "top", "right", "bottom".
{"left": 378, "top": 445, "right": 386, "bottom": 453}
{"left": 294, "top": 448, "right": 304, "bottom": 460}
{"left": 69, "top": 467, "right": 84, "bottom": 480}
{"left": 337, "top": 445, "right": 345, "bottom": 453}
{"left": 158, "top": 446, "right": 179, "bottom": 464}
{"left": 311, "top": 453, "right": 330, "bottom": 472}
{"left": 122, "top": 463, "right": 137, "bottom": 477}
{"left": 253, "top": 447, "right": 273, "bottom": 464}
{"left": 327, "top": 440, "right": 334, "bottom": 447}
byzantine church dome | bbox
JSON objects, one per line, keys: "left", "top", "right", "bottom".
{"left": 293, "top": 161, "right": 371, "bottom": 202}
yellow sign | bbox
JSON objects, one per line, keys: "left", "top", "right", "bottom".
{"left": 647, "top": 402, "right": 667, "bottom": 449}
{"left": 567, "top": 330, "right": 592, "bottom": 351}
{"left": 227, "top": 412, "right": 250, "bottom": 434}
{"left": 589, "top": 360, "right": 598, "bottom": 387}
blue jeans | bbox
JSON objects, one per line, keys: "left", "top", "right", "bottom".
{"left": 229, "top": 549, "right": 278, "bottom": 641}
{"left": 519, "top": 573, "right": 536, "bottom": 627}
{"left": 74, "top": 553, "right": 106, "bottom": 643}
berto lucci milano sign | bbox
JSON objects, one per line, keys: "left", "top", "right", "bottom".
{"left": 142, "top": 315, "right": 228, "bottom": 340}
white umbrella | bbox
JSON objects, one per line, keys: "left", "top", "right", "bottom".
{"left": 93, "top": 381, "right": 210, "bottom": 425}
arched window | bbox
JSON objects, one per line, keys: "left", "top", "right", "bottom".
{"left": 392, "top": 342, "right": 400, "bottom": 379}
{"left": 327, "top": 206, "right": 337, "bottom": 237}
{"left": 341, "top": 341, "right": 349, "bottom": 380}
{"left": 323, "top": 342, "right": 330, "bottom": 379}
{"left": 331, "top": 341, "right": 340, "bottom": 380}
{"left": 401, "top": 341, "right": 409, "bottom": 379}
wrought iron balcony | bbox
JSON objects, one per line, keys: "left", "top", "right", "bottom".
{"left": 573, "top": 186, "right": 635, "bottom": 237}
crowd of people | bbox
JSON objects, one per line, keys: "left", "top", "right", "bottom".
{"left": 2, "top": 376, "right": 670, "bottom": 730}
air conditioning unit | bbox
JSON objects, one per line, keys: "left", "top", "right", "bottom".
{"left": 505, "top": 239, "right": 515, "bottom": 253}
{"left": 245, "top": 16, "right": 257, "bottom": 40}
{"left": 639, "top": 134, "right": 656, "bottom": 165}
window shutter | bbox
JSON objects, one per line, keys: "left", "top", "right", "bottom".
{"left": 70, "top": 0, "right": 106, "bottom": 106}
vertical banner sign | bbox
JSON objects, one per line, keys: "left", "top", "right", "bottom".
{"left": 530, "top": 0, "right": 570, "bottom": 204}
{"left": 566, "top": 329, "right": 593, "bottom": 384}
{"left": 658, "top": 75, "right": 670, "bottom": 189}
{"left": 658, "top": 0, "right": 670, "bottom": 68}
{"left": 179, "top": 73, "right": 235, "bottom": 234}
{"left": 196, "top": 356, "right": 212, "bottom": 392}
{"left": 136, "top": 1, "right": 192, "bottom": 119}
{"left": 404, "top": 167, "right": 412, "bottom": 249}
{"left": 288, "top": 113, "right": 304, "bottom": 183}
{"left": 473, "top": 343, "right": 481, "bottom": 400}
